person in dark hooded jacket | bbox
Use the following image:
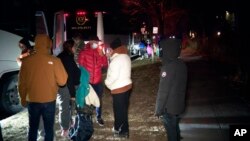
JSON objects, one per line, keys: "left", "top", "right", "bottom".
{"left": 57, "top": 39, "right": 81, "bottom": 137}
{"left": 155, "top": 37, "right": 187, "bottom": 141}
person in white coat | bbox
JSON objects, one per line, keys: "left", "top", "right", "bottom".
{"left": 105, "top": 38, "right": 132, "bottom": 138}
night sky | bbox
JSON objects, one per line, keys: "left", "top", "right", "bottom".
{"left": 0, "top": 0, "right": 246, "bottom": 35}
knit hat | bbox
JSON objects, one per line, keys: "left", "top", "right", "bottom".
{"left": 110, "top": 38, "right": 121, "bottom": 50}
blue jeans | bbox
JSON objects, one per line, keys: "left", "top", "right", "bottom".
{"left": 161, "top": 113, "right": 181, "bottom": 141}
{"left": 27, "top": 101, "right": 56, "bottom": 141}
{"left": 91, "top": 83, "right": 103, "bottom": 119}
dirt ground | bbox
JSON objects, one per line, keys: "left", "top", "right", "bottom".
{"left": 1, "top": 58, "right": 167, "bottom": 141}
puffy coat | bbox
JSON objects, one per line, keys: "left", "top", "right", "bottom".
{"left": 78, "top": 43, "right": 108, "bottom": 84}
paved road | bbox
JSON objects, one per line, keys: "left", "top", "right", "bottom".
{"left": 179, "top": 58, "right": 250, "bottom": 141}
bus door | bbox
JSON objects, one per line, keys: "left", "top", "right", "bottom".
{"left": 53, "top": 11, "right": 66, "bottom": 56}
{"left": 35, "top": 11, "right": 49, "bottom": 35}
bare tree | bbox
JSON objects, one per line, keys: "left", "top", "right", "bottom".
{"left": 120, "top": 0, "right": 188, "bottom": 36}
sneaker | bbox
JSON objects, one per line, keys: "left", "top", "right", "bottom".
{"left": 112, "top": 127, "right": 119, "bottom": 133}
{"left": 114, "top": 132, "right": 129, "bottom": 138}
{"left": 96, "top": 118, "right": 104, "bottom": 126}
{"left": 36, "top": 135, "right": 44, "bottom": 141}
{"left": 61, "top": 129, "right": 69, "bottom": 137}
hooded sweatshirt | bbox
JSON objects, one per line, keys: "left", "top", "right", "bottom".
{"left": 18, "top": 34, "right": 68, "bottom": 106}
{"left": 155, "top": 38, "right": 187, "bottom": 115}
{"left": 75, "top": 66, "right": 100, "bottom": 109}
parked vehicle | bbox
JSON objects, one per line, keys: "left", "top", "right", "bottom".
{"left": 0, "top": 10, "right": 104, "bottom": 114}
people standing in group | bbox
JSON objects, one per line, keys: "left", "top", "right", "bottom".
{"left": 18, "top": 34, "right": 68, "bottom": 141}
{"left": 16, "top": 37, "right": 34, "bottom": 66}
{"left": 57, "top": 39, "right": 81, "bottom": 137}
{"left": 72, "top": 32, "right": 85, "bottom": 66}
{"left": 78, "top": 35, "right": 108, "bottom": 126}
{"left": 154, "top": 35, "right": 187, "bottom": 141}
{"left": 105, "top": 38, "right": 132, "bottom": 138}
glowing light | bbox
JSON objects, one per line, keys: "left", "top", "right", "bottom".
{"left": 76, "top": 11, "right": 86, "bottom": 15}
{"left": 217, "top": 31, "right": 221, "bottom": 37}
{"left": 64, "top": 13, "right": 69, "bottom": 17}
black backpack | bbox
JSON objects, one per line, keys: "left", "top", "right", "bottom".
{"left": 68, "top": 111, "right": 94, "bottom": 141}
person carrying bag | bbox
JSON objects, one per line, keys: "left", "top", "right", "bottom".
{"left": 69, "top": 66, "right": 100, "bottom": 141}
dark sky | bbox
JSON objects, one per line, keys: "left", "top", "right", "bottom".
{"left": 0, "top": 0, "right": 245, "bottom": 35}
{"left": 0, "top": 0, "right": 125, "bottom": 34}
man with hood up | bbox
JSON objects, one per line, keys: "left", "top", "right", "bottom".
{"left": 18, "top": 34, "right": 68, "bottom": 141}
{"left": 155, "top": 36, "right": 187, "bottom": 141}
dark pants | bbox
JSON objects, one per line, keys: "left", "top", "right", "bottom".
{"left": 27, "top": 101, "right": 56, "bottom": 141}
{"left": 161, "top": 113, "right": 181, "bottom": 141}
{"left": 91, "top": 83, "right": 103, "bottom": 119}
{"left": 57, "top": 86, "right": 72, "bottom": 130}
{"left": 112, "top": 89, "right": 131, "bottom": 134}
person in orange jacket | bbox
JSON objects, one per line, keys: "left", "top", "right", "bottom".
{"left": 18, "top": 34, "right": 68, "bottom": 141}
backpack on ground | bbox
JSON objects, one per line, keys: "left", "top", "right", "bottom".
{"left": 68, "top": 110, "right": 94, "bottom": 141}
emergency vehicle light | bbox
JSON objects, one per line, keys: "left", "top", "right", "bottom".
{"left": 77, "top": 11, "right": 86, "bottom": 15}
{"left": 64, "top": 13, "right": 69, "bottom": 17}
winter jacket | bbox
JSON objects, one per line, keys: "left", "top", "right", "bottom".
{"left": 78, "top": 43, "right": 108, "bottom": 84}
{"left": 57, "top": 51, "right": 80, "bottom": 98}
{"left": 76, "top": 66, "right": 90, "bottom": 108}
{"left": 18, "top": 34, "right": 68, "bottom": 106}
{"left": 155, "top": 38, "right": 187, "bottom": 115}
{"left": 105, "top": 45, "right": 132, "bottom": 94}
{"left": 76, "top": 66, "right": 100, "bottom": 109}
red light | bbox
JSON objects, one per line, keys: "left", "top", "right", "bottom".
{"left": 77, "top": 11, "right": 86, "bottom": 16}
{"left": 64, "top": 13, "right": 69, "bottom": 17}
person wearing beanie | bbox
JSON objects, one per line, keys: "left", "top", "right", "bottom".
{"left": 155, "top": 37, "right": 187, "bottom": 141}
{"left": 18, "top": 34, "right": 68, "bottom": 141}
{"left": 78, "top": 35, "right": 108, "bottom": 126}
{"left": 105, "top": 38, "right": 132, "bottom": 138}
